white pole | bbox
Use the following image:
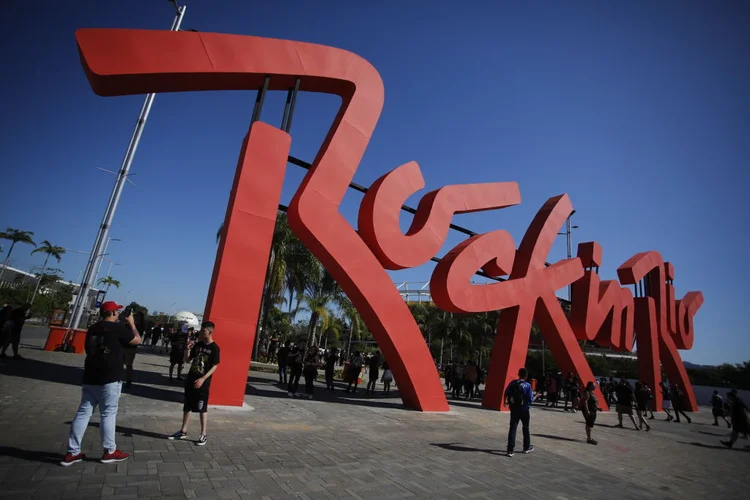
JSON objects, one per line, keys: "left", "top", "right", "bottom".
{"left": 67, "top": 6, "right": 187, "bottom": 332}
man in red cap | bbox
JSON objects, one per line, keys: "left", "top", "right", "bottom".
{"left": 60, "top": 301, "right": 142, "bottom": 466}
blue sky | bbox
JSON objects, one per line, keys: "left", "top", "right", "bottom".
{"left": 1, "top": 1, "right": 748, "bottom": 365}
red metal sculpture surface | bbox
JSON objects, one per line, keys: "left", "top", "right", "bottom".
{"left": 75, "top": 28, "right": 704, "bottom": 412}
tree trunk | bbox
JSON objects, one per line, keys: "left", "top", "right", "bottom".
{"left": 306, "top": 313, "right": 318, "bottom": 346}
{"left": 30, "top": 254, "right": 50, "bottom": 305}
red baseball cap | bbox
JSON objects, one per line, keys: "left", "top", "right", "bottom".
{"left": 100, "top": 301, "right": 124, "bottom": 312}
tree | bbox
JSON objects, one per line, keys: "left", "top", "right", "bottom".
{"left": 0, "top": 228, "right": 36, "bottom": 283}
{"left": 300, "top": 269, "right": 341, "bottom": 346}
{"left": 29, "top": 240, "right": 65, "bottom": 305}
{"left": 97, "top": 276, "right": 121, "bottom": 293}
{"left": 338, "top": 296, "right": 365, "bottom": 359}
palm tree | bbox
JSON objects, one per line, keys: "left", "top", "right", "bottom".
{"left": 338, "top": 296, "right": 365, "bottom": 359}
{"left": 300, "top": 269, "right": 341, "bottom": 346}
{"left": 97, "top": 276, "right": 121, "bottom": 293}
{"left": 0, "top": 228, "right": 36, "bottom": 283}
{"left": 29, "top": 240, "right": 65, "bottom": 305}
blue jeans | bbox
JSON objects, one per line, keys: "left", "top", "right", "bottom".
{"left": 507, "top": 407, "right": 531, "bottom": 452}
{"left": 278, "top": 365, "right": 287, "bottom": 384}
{"left": 68, "top": 382, "right": 122, "bottom": 454}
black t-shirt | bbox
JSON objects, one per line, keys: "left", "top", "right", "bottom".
{"left": 82, "top": 320, "right": 135, "bottom": 385}
{"left": 616, "top": 383, "right": 634, "bottom": 406}
{"left": 277, "top": 346, "right": 290, "bottom": 366}
{"left": 171, "top": 331, "right": 188, "bottom": 353}
{"left": 186, "top": 341, "right": 220, "bottom": 392}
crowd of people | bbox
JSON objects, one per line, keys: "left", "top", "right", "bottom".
{"left": 274, "top": 341, "right": 395, "bottom": 399}
{"left": 4, "top": 301, "right": 744, "bottom": 465}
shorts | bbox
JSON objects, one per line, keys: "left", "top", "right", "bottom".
{"left": 662, "top": 400, "right": 672, "bottom": 410}
{"left": 584, "top": 412, "right": 597, "bottom": 427}
{"left": 616, "top": 404, "right": 633, "bottom": 416}
{"left": 123, "top": 349, "right": 137, "bottom": 365}
{"left": 170, "top": 349, "right": 186, "bottom": 365}
{"left": 183, "top": 386, "right": 209, "bottom": 413}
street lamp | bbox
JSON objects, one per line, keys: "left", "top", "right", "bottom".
{"left": 557, "top": 210, "right": 579, "bottom": 301}
{"left": 93, "top": 237, "right": 121, "bottom": 286}
{"left": 67, "top": 3, "right": 187, "bottom": 333}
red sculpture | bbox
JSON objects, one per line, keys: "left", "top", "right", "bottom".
{"left": 570, "top": 242, "right": 635, "bottom": 352}
{"left": 432, "top": 195, "right": 607, "bottom": 410}
{"left": 75, "top": 28, "right": 703, "bottom": 412}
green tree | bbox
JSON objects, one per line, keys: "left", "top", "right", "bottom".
{"left": 29, "top": 240, "right": 65, "bottom": 305}
{"left": 97, "top": 276, "right": 121, "bottom": 293}
{"left": 0, "top": 228, "right": 36, "bottom": 283}
{"left": 300, "top": 269, "right": 340, "bottom": 346}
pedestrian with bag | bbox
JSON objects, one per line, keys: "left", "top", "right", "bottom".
{"left": 505, "top": 367, "right": 535, "bottom": 457}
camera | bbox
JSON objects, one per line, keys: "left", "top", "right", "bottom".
{"left": 119, "top": 307, "right": 133, "bottom": 323}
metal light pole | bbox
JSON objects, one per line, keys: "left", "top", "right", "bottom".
{"left": 93, "top": 237, "right": 120, "bottom": 285}
{"left": 558, "top": 211, "right": 579, "bottom": 302}
{"left": 67, "top": 3, "right": 187, "bottom": 332}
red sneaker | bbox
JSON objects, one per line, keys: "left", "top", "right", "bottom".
{"left": 60, "top": 452, "right": 85, "bottom": 467}
{"left": 100, "top": 449, "right": 129, "bottom": 464}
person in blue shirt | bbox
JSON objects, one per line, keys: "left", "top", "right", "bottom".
{"left": 504, "top": 367, "right": 535, "bottom": 457}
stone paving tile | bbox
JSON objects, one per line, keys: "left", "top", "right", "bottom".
{"left": 1, "top": 342, "right": 748, "bottom": 499}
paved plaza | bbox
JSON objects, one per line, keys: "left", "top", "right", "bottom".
{"left": 0, "top": 331, "right": 748, "bottom": 499}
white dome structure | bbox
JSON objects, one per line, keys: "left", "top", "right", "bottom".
{"left": 173, "top": 311, "right": 200, "bottom": 330}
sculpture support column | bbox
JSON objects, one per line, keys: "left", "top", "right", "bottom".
{"left": 204, "top": 122, "right": 291, "bottom": 407}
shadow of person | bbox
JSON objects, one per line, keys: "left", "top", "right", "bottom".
{"left": 678, "top": 441, "right": 750, "bottom": 453}
{"left": 0, "top": 446, "right": 61, "bottom": 465}
{"left": 532, "top": 433, "right": 580, "bottom": 443}
{"left": 430, "top": 443, "right": 505, "bottom": 456}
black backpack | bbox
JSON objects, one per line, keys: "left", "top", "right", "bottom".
{"left": 507, "top": 380, "right": 526, "bottom": 409}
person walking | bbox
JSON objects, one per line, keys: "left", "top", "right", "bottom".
{"left": 634, "top": 382, "right": 652, "bottom": 431}
{"left": 366, "top": 351, "right": 381, "bottom": 395}
{"left": 169, "top": 325, "right": 189, "bottom": 383}
{"left": 381, "top": 360, "right": 394, "bottom": 396}
{"left": 505, "top": 367, "right": 535, "bottom": 457}
{"left": 463, "top": 360, "right": 478, "bottom": 401}
{"left": 167, "top": 321, "right": 220, "bottom": 446}
{"left": 658, "top": 382, "right": 674, "bottom": 421}
{"left": 580, "top": 381, "right": 600, "bottom": 445}
{"left": 302, "top": 345, "right": 320, "bottom": 400}
{"left": 614, "top": 378, "right": 640, "bottom": 430}
{"left": 277, "top": 340, "right": 291, "bottom": 385}
{"left": 0, "top": 303, "right": 31, "bottom": 359}
{"left": 670, "top": 383, "right": 692, "bottom": 423}
{"left": 324, "top": 347, "right": 338, "bottom": 391}
{"left": 287, "top": 344, "right": 304, "bottom": 397}
{"left": 711, "top": 390, "right": 732, "bottom": 428}
{"left": 721, "top": 390, "right": 749, "bottom": 449}
{"left": 60, "top": 302, "right": 141, "bottom": 466}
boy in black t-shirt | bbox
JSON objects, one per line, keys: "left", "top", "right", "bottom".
{"left": 168, "top": 321, "right": 220, "bottom": 446}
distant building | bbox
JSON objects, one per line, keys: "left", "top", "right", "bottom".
{"left": 0, "top": 265, "right": 100, "bottom": 324}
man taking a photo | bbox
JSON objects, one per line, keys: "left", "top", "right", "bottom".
{"left": 60, "top": 302, "right": 141, "bottom": 466}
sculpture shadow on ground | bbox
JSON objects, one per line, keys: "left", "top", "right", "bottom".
{"left": 245, "top": 374, "right": 411, "bottom": 411}
{"left": 678, "top": 441, "right": 750, "bottom": 453}
{"left": 0, "top": 357, "right": 182, "bottom": 404}
{"left": 0, "top": 446, "right": 62, "bottom": 465}
{"left": 64, "top": 421, "right": 168, "bottom": 440}
{"left": 430, "top": 443, "right": 506, "bottom": 456}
